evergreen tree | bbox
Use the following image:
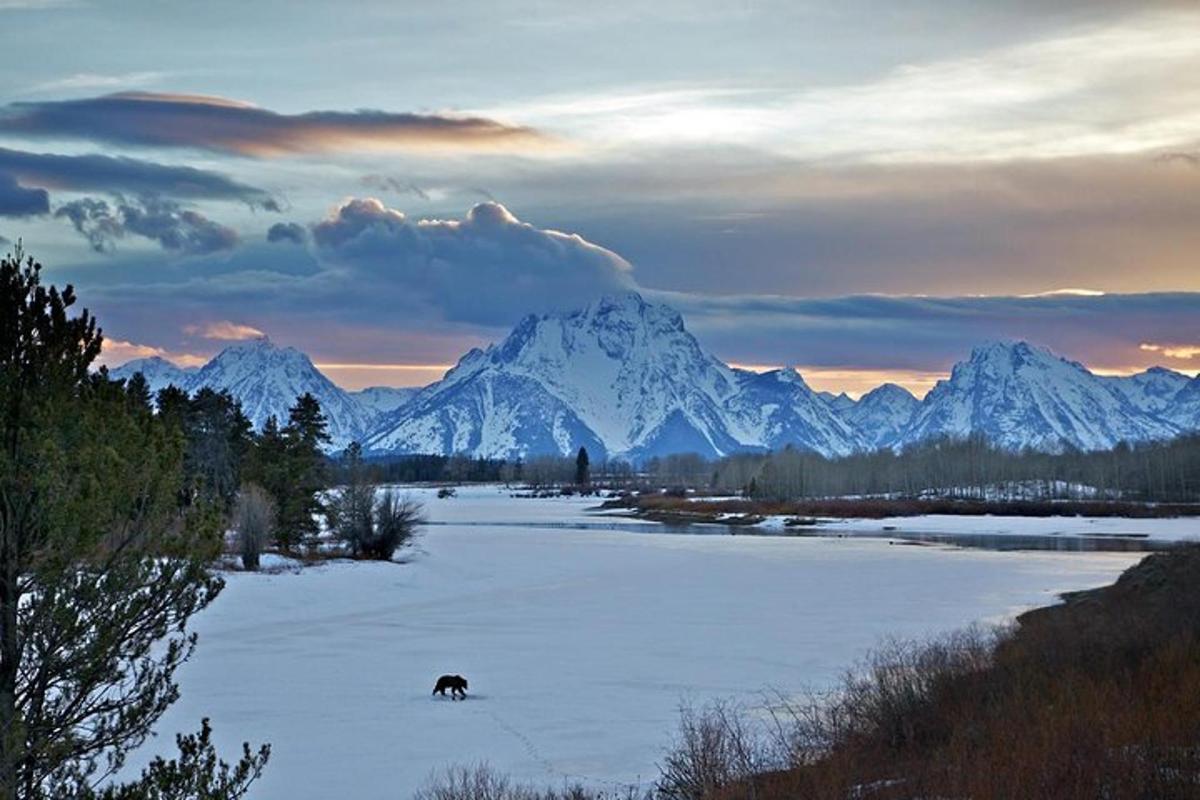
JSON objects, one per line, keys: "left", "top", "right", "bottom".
{"left": 268, "top": 394, "right": 330, "bottom": 550}
{"left": 121, "top": 370, "right": 152, "bottom": 410}
{"left": 285, "top": 392, "right": 330, "bottom": 450}
{"left": 183, "top": 388, "right": 253, "bottom": 510}
{"left": 575, "top": 446, "right": 591, "bottom": 487}
{"left": 0, "top": 248, "right": 267, "bottom": 799}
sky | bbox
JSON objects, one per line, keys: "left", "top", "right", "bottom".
{"left": 1, "top": 0, "right": 1199, "bottom": 396}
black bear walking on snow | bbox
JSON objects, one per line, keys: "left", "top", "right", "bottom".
{"left": 433, "top": 674, "right": 468, "bottom": 700}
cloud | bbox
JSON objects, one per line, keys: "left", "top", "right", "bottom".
{"left": 0, "top": 146, "right": 277, "bottom": 207}
{"left": 489, "top": 9, "right": 1200, "bottom": 164}
{"left": 98, "top": 337, "right": 206, "bottom": 369}
{"left": 661, "top": 290, "right": 1200, "bottom": 375}
{"left": 311, "top": 199, "right": 635, "bottom": 323}
{"left": 56, "top": 195, "right": 238, "bottom": 254}
{"left": 0, "top": 92, "right": 548, "bottom": 156}
{"left": 183, "top": 320, "right": 265, "bottom": 341}
{"left": 1140, "top": 341, "right": 1200, "bottom": 360}
{"left": 57, "top": 197, "right": 1200, "bottom": 392}
{"left": 360, "top": 175, "right": 430, "bottom": 201}
{"left": 0, "top": 171, "right": 49, "bottom": 216}
{"left": 266, "top": 221, "right": 307, "bottom": 245}
{"left": 23, "top": 70, "right": 170, "bottom": 94}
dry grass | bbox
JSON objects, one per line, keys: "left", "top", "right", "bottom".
{"left": 682, "top": 546, "right": 1200, "bottom": 800}
{"left": 612, "top": 494, "right": 1200, "bottom": 521}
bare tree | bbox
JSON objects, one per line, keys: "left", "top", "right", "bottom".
{"left": 233, "top": 484, "right": 275, "bottom": 571}
{"left": 367, "top": 491, "right": 424, "bottom": 560}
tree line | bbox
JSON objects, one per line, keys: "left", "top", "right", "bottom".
{"left": 365, "top": 434, "right": 1200, "bottom": 504}
{"left": 716, "top": 433, "right": 1200, "bottom": 503}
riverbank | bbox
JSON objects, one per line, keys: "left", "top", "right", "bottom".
{"left": 601, "top": 494, "right": 1200, "bottom": 550}
{"left": 699, "top": 544, "right": 1200, "bottom": 800}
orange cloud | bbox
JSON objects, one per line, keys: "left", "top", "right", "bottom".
{"left": 185, "top": 320, "right": 266, "bottom": 341}
{"left": 98, "top": 337, "right": 206, "bottom": 368}
{"left": 1, "top": 92, "right": 550, "bottom": 157}
{"left": 1139, "top": 342, "right": 1200, "bottom": 360}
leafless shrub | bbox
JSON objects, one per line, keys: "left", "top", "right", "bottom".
{"left": 233, "top": 483, "right": 275, "bottom": 571}
{"left": 415, "top": 764, "right": 647, "bottom": 800}
{"left": 365, "top": 490, "right": 424, "bottom": 560}
{"left": 657, "top": 700, "right": 777, "bottom": 800}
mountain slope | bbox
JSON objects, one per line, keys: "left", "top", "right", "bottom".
{"left": 109, "top": 356, "right": 196, "bottom": 395}
{"left": 1105, "top": 367, "right": 1191, "bottom": 416}
{"left": 350, "top": 386, "right": 418, "bottom": 417}
{"left": 843, "top": 383, "right": 920, "bottom": 449}
{"left": 364, "top": 293, "right": 862, "bottom": 460}
{"left": 186, "top": 338, "right": 371, "bottom": 448}
{"left": 819, "top": 391, "right": 858, "bottom": 414}
{"left": 1170, "top": 376, "right": 1200, "bottom": 432}
{"left": 899, "top": 341, "right": 1179, "bottom": 452}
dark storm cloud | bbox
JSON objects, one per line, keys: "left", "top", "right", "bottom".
{"left": 310, "top": 199, "right": 635, "bottom": 324}
{"left": 56, "top": 195, "right": 238, "bottom": 255}
{"left": 0, "top": 171, "right": 49, "bottom": 216}
{"left": 267, "top": 221, "right": 308, "bottom": 245}
{"left": 0, "top": 92, "right": 547, "bottom": 156}
{"left": 0, "top": 147, "right": 277, "bottom": 208}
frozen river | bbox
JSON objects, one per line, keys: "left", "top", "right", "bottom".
{"left": 139, "top": 486, "right": 1144, "bottom": 798}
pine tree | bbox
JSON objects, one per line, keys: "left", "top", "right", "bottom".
{"left": 0, "top": 248, "right": 268, "bottom": 799}
{"left": 575, "top": 446, "right": 591, "bottom": 487}
{"left": 184, "top": 388, "right": 253, "bottom": 510}
{"left": 270, "top": 394, "right": 330, "bottom": 550}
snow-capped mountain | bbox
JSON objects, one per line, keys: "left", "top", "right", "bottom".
{"left": 819, "top": 391, "right": 858, "bottom": 414}
{"left": 364, "top": 292, "right": 862, "bottom": 460}
{"left": 843, "top": 383, "right": 920, "bottom": 449}
{"left": 350, "top": 386, "right": 419, "bottom": 417}
{"left": 1104, "top": 367, "right": 1191, "bottom": 416}
{"left": 1170, "top": 376, "right": 1200, "bottom": 432}
{"left": 184, "top": 338, "right": 371, "bottom": 448}
{"left": 109, "top": 356, "right": 196, "bottom": 395}
{"left": 899, "top": 341, "right": 1180, "bottom": 452}
{"left": 110, "top": 309, "right": 1197, "bottom": 461}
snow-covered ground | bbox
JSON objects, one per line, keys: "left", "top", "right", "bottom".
{"left": 139, "top": 486, "right": 1145, "bottom": 799}
{"left": 766, "top": 513, "right": 1200, "bottom": 542}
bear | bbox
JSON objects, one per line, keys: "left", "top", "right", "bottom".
{"left": 432, "top": 674, "right": 468, "bottom": 700}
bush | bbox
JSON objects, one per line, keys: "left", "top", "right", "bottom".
{"left": 363, "top": 491, "right": 424, "bottom": 560}
{"left": 657, "top": 700, "right": 778, "bottom": 800}
{"left": 415, "top": 764, "right": 646, "bottom": 800}
{"left": 233, "top": 483, "right": 276, "bottom": 571}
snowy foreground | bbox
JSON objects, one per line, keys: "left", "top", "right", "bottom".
{"left": 771, "top": 512, "right": 1200, "bottom": 542}
{"left": 137, "top": 487, "right": 1145, "bottom": 799}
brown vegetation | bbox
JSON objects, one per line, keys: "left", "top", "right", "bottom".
{"left": 609, "top": 493, "right": 1200, "bottom": 522}
{"left": 664, "top": 546, "right": 1200, "bottom": 800}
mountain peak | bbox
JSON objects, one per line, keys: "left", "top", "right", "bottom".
{"left": 862, "top": 382, "right": 918, "bottom": 403}
{"left": 906, "top": 340, "right": 1179, "bottom": 452}
{"left": 968, "top": 339, "right": 1053, "bottom": 364}
{"left": 364, "top": 292, "right": 861, "bottom": 460}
